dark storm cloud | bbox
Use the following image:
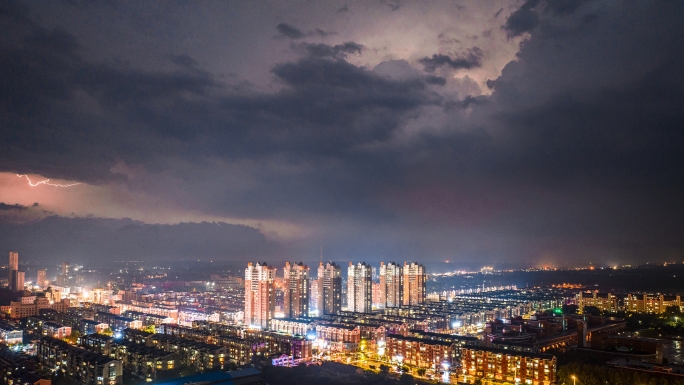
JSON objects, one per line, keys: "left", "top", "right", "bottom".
{"left": 275, "top": 23, "right": 334, "bottom": 39}
{"left": 0, "top": 214, "right": 275, "bottom": 262}
{"left": 296, "top": 41, "right": 364, "bottom": 59}
{"left": 503, "top": 0, "right": 540, "bottom": 37}
{"left": 0, "top": 2, "right": 223, "bottom": 180}
{"left": 2, "top": 0, "right": 684, "bottom": 266}
{"left": 276, "top": 23, "right": 305, "bottom": 39}
{"left": 544, "top": 0, "right": 593, "bottom": 16}
{"left": 171, "top": 54, "right": 198, "bottom": 69}
{"left": 0, "top": 203, "right": 27, "bottom": 211}
{"left": 381, "top": 0, "right": 402, "bottom": 12}
{"left": 415, "top": 0, "right": 684, "bottom": 263}
{"left": 0, "top": 0, "right": 440, "bottom": 218}
{"left": 419, "top": 47, "right": 483, "bottom": 72}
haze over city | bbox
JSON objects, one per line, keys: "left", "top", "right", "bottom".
{"left": 1, "top": 0, "right": 683, "bottom": 269}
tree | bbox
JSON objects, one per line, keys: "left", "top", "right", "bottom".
{"left": 562, "top": 304, "right": 579, "bottom": 314}
{"left": 665, "top": 305, "right": 681, "bottom": 315}
{"left": 401, "top": 365, "right": 410, "bottom": 373}
{"left": 64, "top": 329, "right": 81, "bottom": 344}
{"left": 583, "top": 306, "right": 601, "bottom": 316}
{"left": 416, "top": 368, "right": 426, "bottom": 376}
{"left": 101, "top": 328, "right": 114, "bottom": 336}
{"left": 379, "top": 364, "right": 390, "bottom": 372}
{"left": 399, "top": 373, "right": 414, "bottom": 385}
{"left": 142, "top": 324, "right": 157, "bottom": 333}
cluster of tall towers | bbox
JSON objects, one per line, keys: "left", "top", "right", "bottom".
{"left": 7, "top": 252, "right": 23, "bottom": 291}
{"left": 7, "top": 252, "right": 49, "bottom": 291}
{"left": 243, "top": 260, "right": 425, "bottom": 329}
{"left": 349, "top": 261, "right": 427, "bottom": 312}
{"left": 244, "top": 261, "right": 341, "bottom": 329}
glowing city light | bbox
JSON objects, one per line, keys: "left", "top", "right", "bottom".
{"left": 17, "top": 174, "right": 80, "bottom": 187}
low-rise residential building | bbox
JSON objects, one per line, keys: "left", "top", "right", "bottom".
{"left": 269, "top": 319, "right": 315, "bottom": 337}
{"left": 624, "top": 294, "right": 682, "bottom": 314}
{"left": 243, "top": 330, "right": 311, "bottom": 360}
{"left": 215, "top": 336, "right": 254, "bottom": 366}
{"left": 147, "top": 334, "right": 227, "bottom": 372}
{"left": 78, "top": 334, "right": 178, "bottom": 382}
{"left": 1, "top": 298, "right": 71, "bottom": 319}
{"left": 25, "top": 317, "right": 72, "bottom": 339}
{"left": 315, "top": 323, "right": 360, "bottom": 351}
{"left": 37, "top": 337, "right": 123, "bottom": 385}
{"left": 461, "top": 346, "right": 556, "bottom": 385}
{"left": 120, "top": 303, "right": 178, "bottom": 320}
{"left": 576, "top": 291, "right": 618, "bottom": 313}
{"left": 80, "top": 320, "right": 110, "bottom": 336}
{"left": 0, "top": 345, "right": 51, "bottom": 385}
{"left": 122, "top": 311, "right": 173, "bottom": 327}
{"left": 94, "top": 313, "right": 141, "bottom": 331}
{"left": 0, "top": 322, "right": 23, "bottom": 344}
{"left": 385, "top": 334, "right": 459, "bottom": 370}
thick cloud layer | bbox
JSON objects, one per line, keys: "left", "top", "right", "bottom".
{"left": 0, "top": 204, "right": 274, "bottom": 261}
{"left": 1, "top": 0, "right": 683, "bottom": 267}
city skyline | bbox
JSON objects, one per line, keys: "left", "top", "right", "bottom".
{"left": 0, "top": 249, "right": 682, "bottom": 384}
{"left": 1, "top": 0, "right": 683, "bottom": 268}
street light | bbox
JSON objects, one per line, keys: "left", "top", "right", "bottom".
{"left": 571, "top": 375, "right": 576, "bottom": 385}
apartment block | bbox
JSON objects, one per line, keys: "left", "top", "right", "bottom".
{"left": 37, "top": 337, "right": 123, "bottom": 385}
{"left": 283, "top": 262, "right": 309, "bottom": 319}
{"left": 244, "top": 263, "right": 276, "bottom": 329}
{"left": 461, "top": 346, "right": 556, "bottom": 385}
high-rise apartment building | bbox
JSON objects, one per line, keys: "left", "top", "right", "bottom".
{"left": 8, "top": 252, "right": 18, "bottom": 289}
{"left": 11, "top": 270, "right": 25, "bottom": 291}
{"left": 310, "top": 278, "right": 320, "bottom": 314}
{"left": 244, "top": 262, "right": 276, "bottom": 329}
{"left": 402, "top": 262, "right": 426, "bottom": 306}
{"left": 380, "top": 261, "right": 403, "bottom": 308}
{"left": 283, "top": 262, "right": 309, "bottom": 318}
{"left": 347, "top": 262, "right": 372, "bottom": 313}
{"left": 57, "top": 261, "right": 70, "bottom": 287}
{"left": 317, "top": 262, "right": 342, "bottom": 315}
{"left": 37, "top": 269, "right": 48, "bottom": 289}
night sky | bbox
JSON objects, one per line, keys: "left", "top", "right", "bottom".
{"left": 1, "top": 0, "right": 682, "bottom": 268}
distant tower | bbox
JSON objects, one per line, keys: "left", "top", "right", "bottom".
{"left": 37, "top": 269, "right": 47, "bottom": 289}
{"left": 61, "top": 262, "right": 70, "bottom": 276}
{"left": 380, "top": 262, "right": 403, "bottom": 308}
{"left": 402, "top": 262, "right": 426, "bottom": 306}
{"left": 11, "top": 270, "right": 25, "bottom": 291}
{"left": 8, "top": 252, "right": 18, "bottom": 289}
{"left": 283, "top": 262, "right": 309, "bottom": 318}
{"left": 244, "top": 262, "right": 276, "bottom": 329}
{"left": 317, "top": 262, "right": 342, "bottom": 315}
{"left": 347, "top": 262, "right": 372, "bottom": 313}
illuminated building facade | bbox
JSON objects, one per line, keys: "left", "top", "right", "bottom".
{"left": 283, "top": 262, "right": 309, "bottom": 318}
{"left": 37, "top": 269, "right": 48, "bottom": 290}
{"left": 244, "top": 262, "right": 276, "bottom": 329}
{"left": 1, "top": 297, "right": 71, "bottom": 319}
{"left": 576, "top": 291, "right": 618, "bottom": 313}
{"left": 7, "top": 252, "right": 18, "bottom": 290}
{"left": 461, "top": 346, "right": 556, "bottom": 385}
{"left": 317, "top": 262, "right": 342, "bottom": 315}
{"left": 37, "top": 337, "right": 123, "bottom": 385}
{"left": 380, "top": 262, "right": 403, "bottom": 308}
{"left": 624, "top": 293, "right": 682, "bottom": 314}
{"left": 385, "top": 334, "right": 458, "bottom": 369}
{"left": 402, "top": 262, "right": 426, "bottom": 306}
{"left": 347, "top": 262, "right": 372, "bottom": 313}
{"left": 11, "top": 270, "right": 25, "bottom": 291}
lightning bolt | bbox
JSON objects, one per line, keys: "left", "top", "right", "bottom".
{"left": 17, "top": 174, "right": 80, "bottom": 187}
